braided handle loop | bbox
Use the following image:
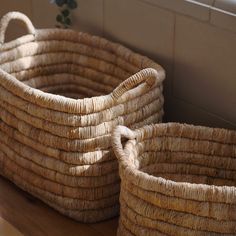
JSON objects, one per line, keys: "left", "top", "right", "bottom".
{"left": 0, "top": 11, "right": 35, "bottom": 44}
{"left": 112, "top": 125, "right": 136, "bottom": 164}
{"left": 111, "top": 68, "right": 164, "bottom": 100}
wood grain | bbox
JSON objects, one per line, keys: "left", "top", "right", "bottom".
{"left": 0, "top": 217, "right": 24, "bottom": 236}
{"left": 0, "top": 176, "right": 118, "bottom": 236}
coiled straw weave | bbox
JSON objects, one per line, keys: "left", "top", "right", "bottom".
{"left": 112, "top": 123, "right": 236, "bottom": 235}
{"left": 0, "top": 12, "right": 165, "bottom": 222}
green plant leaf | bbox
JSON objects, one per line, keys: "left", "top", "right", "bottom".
{"left": 67, "top": 0, "right": 77, "bottom": 9}
{"left": 61, "top": 9, "right": 70, "bottom": 17}
{"left": 55, "top": 0, "right": 66, "bottom": 7}
{"left": 56, "top": 14, "right": 63, "bottom": 23}
{"left": 65, "top": 17, "right": 71, "bottom": 25}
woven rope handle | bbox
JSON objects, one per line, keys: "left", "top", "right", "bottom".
{"left": 111, "top": 68, "right": 161, "bottom": 100}
{"left": 112, "top": 125, "right": 136, "bottom": 163}
{"left": 0, "top": 11, "right": 35, "bottom": 44}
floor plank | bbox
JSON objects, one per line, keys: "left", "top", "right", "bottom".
{"left": 0, "top": 217, "right": 23, "bottom": 236}
{"left": 0, "top": 177, "right": 118, "bottom": 236}
{"left": 91, "top": 218, "right": 118, "bottom": 236}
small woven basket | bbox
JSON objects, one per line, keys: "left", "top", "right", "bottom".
{"left": 112, "top": 123, "right": 236, "bottom": 235}
{"left": 0, "top": 12, "right": 165, "bottom": 222}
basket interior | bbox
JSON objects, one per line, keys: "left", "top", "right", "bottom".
{"left": 0, "top": 36, "right": 141, "bottom": 99}
{"left": 133, "top": 129, "right": 236, "bottom": 187}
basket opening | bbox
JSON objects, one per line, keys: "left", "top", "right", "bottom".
{"left": 15, "top": 63, "right": 134, "bottom": 99}
{"left": 134, "top": 137, "right": 236, "bottom": 188}
{"left": 0, "top": 39, "right": 143, "bottom": 99}
{"left": 129, "top": 129, "right": 236, "bottom": 186}
{"left": 138, "top": 160, "right": 236, "bottom": 187}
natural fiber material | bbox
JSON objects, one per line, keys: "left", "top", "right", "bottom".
{"left": 0, "top": 12, "right": 165, "bottom": 223}
{"left": 112, "top": 123, "right": 236, "bottom": 235}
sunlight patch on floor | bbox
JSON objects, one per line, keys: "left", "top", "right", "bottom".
{"left": 0, "top": 217, "right": 24, "bottom": 236}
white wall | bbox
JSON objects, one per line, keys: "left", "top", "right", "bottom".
{"left": 0, "top": 0, "right": 235, "bottom": 129}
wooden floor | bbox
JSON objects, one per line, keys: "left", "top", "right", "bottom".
{"left": 0, "top": 176, "right": 118, "bottom": 236}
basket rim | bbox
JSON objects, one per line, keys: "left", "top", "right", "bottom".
{"left": 124, "top": 163, "right": 236, "bottom": 192}
{"left": 112, "top": 123, "right": 236, "bottom": 202}
{"left": 0, "top": 29, "right": 165, "bottom": 114}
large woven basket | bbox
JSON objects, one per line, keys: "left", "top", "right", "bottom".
{"left": 0, "top": 12, "right": 165, "bottom": 222}
{"left": 112, "top": 123, "right": 236, "bottom": 235}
